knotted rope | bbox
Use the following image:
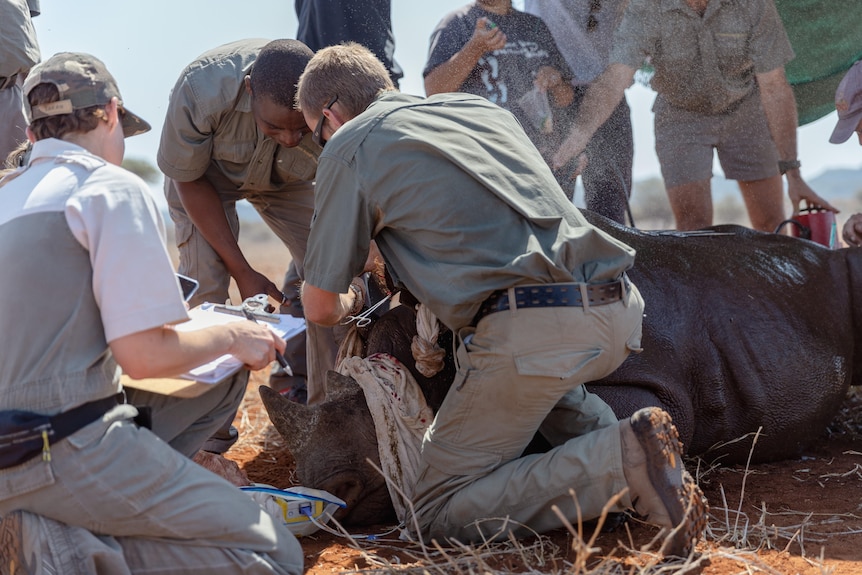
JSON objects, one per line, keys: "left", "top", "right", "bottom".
{"left": 411, "top": 303, "right": 445, "bottom": 378}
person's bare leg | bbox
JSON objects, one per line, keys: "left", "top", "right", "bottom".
{"left": 738, "top": 175, "right": 785, "bottom": 232}
{"left": 665, "top": 179, "right": 713, "bottom": 230}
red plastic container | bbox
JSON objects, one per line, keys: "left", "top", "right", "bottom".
{"left": 776, "top": 205, "right": 838, "bottom": 249}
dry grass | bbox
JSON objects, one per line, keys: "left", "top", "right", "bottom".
{"left": 228, "top": 361, "right": 862, "bottom": 575}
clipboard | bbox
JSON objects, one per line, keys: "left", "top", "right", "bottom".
{"left": 121, "top": 303, "right": 306, "bottom": 397}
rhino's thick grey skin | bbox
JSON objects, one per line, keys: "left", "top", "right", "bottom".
{"left": 261, "top": 212, "right": 857, "bottom": 525}
{"left": 590, "top": 212, "right": 854, "bottom": 463}
{"left": 260, "top": 373, "right": 395, "bottom": 526}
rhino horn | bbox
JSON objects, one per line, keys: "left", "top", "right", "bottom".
{"left": 324, "top": 370, "right": 361, "bottom": 400}
{"left": 258, "top": 385, "right": 312, "bottom": 455}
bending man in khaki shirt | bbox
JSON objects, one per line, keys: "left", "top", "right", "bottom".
{"left": 158, "top": 39, "right": 339, "bottom": 436}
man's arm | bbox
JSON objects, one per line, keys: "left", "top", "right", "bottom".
{"left": 756, "top": 67, "right": 837, "bottom": 212}
{"left": 110, "top": 321, "right": 286, "bottom": 379}
{"left": 552, "top": 62, "right": 635, "bottom": 170}
{"left": 301, "top": 282, "right": 362, "bottom": 327}
{"left": 534, "top": 65, "right": 574, "bottom": 108}
{"left": 425, "top": 17, "right": 506, "bottom": 95}
{"left": 174, "top": 177, "right": 284, "bottom": 301}
{"left": 300, "top": 241, "right": 381, "bottom": 327}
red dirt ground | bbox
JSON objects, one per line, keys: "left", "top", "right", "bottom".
{"left": 225, "top": 368, "right": 862, "bottom": 575}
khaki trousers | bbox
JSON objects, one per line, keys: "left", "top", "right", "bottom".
{"left": 412, "top": 284, "right": 644, "bottom": 542}
{"left": 0, "top": 379, "right": 302, "bottom": 574}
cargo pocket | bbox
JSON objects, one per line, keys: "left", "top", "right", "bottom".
{"left": 276, "top": 143, "right": 318, "bottom": 182}
{"left": 514, "top": 345, "right": 601, "bottom": 380}
{"left": 0, "top": 452, "right": 55, "bottom": 505}
{"left": 173, "top": 217, "right": 194, "bottom": 251}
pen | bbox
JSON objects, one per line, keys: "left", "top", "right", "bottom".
{"left": 242, "top": 308, "right": 291, "bottom": 372}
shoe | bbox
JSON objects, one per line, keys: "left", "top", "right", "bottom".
{"left": 621, "top": 407, "right": 708, "bottom": 557}
{"left": 0, "top": 511, "right": 44, "bottom": 574}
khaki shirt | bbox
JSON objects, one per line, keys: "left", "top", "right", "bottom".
{"left": 0, "top": 0, "right": 40, "bottom": 79}
{"left": 611, "top": 0, "right": 794, "bottom": 114}
{"left": 304, "top": 92, "right": 635, "bottom": 330}
{"left": 157, "top": 39, "right": 318, "bottom": 192}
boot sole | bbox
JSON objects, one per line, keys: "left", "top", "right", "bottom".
{"left": 631, "top": 408, "right": 709, "bottom": 556}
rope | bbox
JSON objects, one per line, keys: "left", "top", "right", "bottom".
{"left": 411, "top": 304, "right": 445, "bottom": 378}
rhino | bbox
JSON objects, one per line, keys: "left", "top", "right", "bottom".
{"left": 260, "top": 211, "right": 857, "bottom": 525}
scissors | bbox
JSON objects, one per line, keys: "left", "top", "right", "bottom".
{"left": 341, "top": 293, "right": 392, "bottom": 327}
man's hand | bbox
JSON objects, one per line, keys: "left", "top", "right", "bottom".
{"left": 234, "top": 268, "right": 285, "bottom": 308}
{"left": 226, "top": 321, "right": 287, "bottom": 371}
{"left": 469, "top": 17, "right": 507, "bottom": 54}
{"left": 843, "top": 213, "right": 862, "bottom": 247}
{"left": 534, "top": 66, "right": 563, "bottom": 91}
{"left": 785, "top": 174, "right": 839, "bottom": 214}
{"left": 534, "top": 65, "right": 573, "bottom": 108}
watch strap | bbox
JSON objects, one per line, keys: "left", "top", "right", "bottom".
{"left": 778, "top": 159, "right": 801, "bottom": 174}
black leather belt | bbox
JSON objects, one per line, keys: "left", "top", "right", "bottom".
{"left": 473, "top": 276, "right": 628, "bottom": 325}
{"left": 0, "top": 393, "right": 123, "bottom": 469}
{"left": 49, "top": 393, "right": 124, "bottom": 441}
{"left": 0, "top": 74, "right": 18, "bottom": 91}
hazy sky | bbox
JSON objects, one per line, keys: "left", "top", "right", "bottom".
{"left": 30, "top": 0, "right": 861, "bottom": 185}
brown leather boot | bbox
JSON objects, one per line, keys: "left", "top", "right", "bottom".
{"left": 620, "top": 407, "right": 708, "bottom": 556}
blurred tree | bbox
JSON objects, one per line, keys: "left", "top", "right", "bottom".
{"left": 630, "top": 177, "right": 673, "bottom": 229}
{"left": 715, "top": 194, "right": 748, "bottom": 227}
{"left": 122, "top": 157, "right": 160, "bottom": 184}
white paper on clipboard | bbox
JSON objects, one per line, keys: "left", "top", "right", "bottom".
{"left": 173, "top": 303, "right": 306, "bottom": 384}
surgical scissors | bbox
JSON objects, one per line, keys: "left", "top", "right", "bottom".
{"left": 341, "top": 293, "right": 392, "bottom": 327}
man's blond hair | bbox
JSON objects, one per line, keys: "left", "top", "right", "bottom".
{"left": 296, "top": 42, "right": 395, "bottom": 120}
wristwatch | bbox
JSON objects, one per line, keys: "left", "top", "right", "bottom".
{"left": 778, "top": 159, "right": 801, "bottom": 175}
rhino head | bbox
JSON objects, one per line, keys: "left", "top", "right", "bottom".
{"left": 259, "top": 371, "right": 397, "bottom": 525}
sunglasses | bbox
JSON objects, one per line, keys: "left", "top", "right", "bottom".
{"left": 312, "top": 94, "right": 339, "bottom": 147}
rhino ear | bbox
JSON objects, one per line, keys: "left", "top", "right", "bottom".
{"left": 258, "top": 385, "right": 312, "bottom": 454}
{"left": 325, "top": 370, "right": 360, "bottom": 400}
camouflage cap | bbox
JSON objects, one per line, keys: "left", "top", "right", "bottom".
{"left": 23, "top": 52, "right": 151, "bottom": 138}
{"left": 830, "top": 59, "right": 862, "bottom": 144}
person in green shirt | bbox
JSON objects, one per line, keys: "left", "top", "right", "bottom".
{"left": 295, "top": 42, "right": 707, "bottom": 557}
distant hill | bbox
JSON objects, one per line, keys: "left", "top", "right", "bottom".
{"left": 808, "top": 169, "right": 862, "bottom": 201}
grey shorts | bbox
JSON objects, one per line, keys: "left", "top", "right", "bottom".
{"left": 653, "top": 89, "right": 780, "bottom": 188}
